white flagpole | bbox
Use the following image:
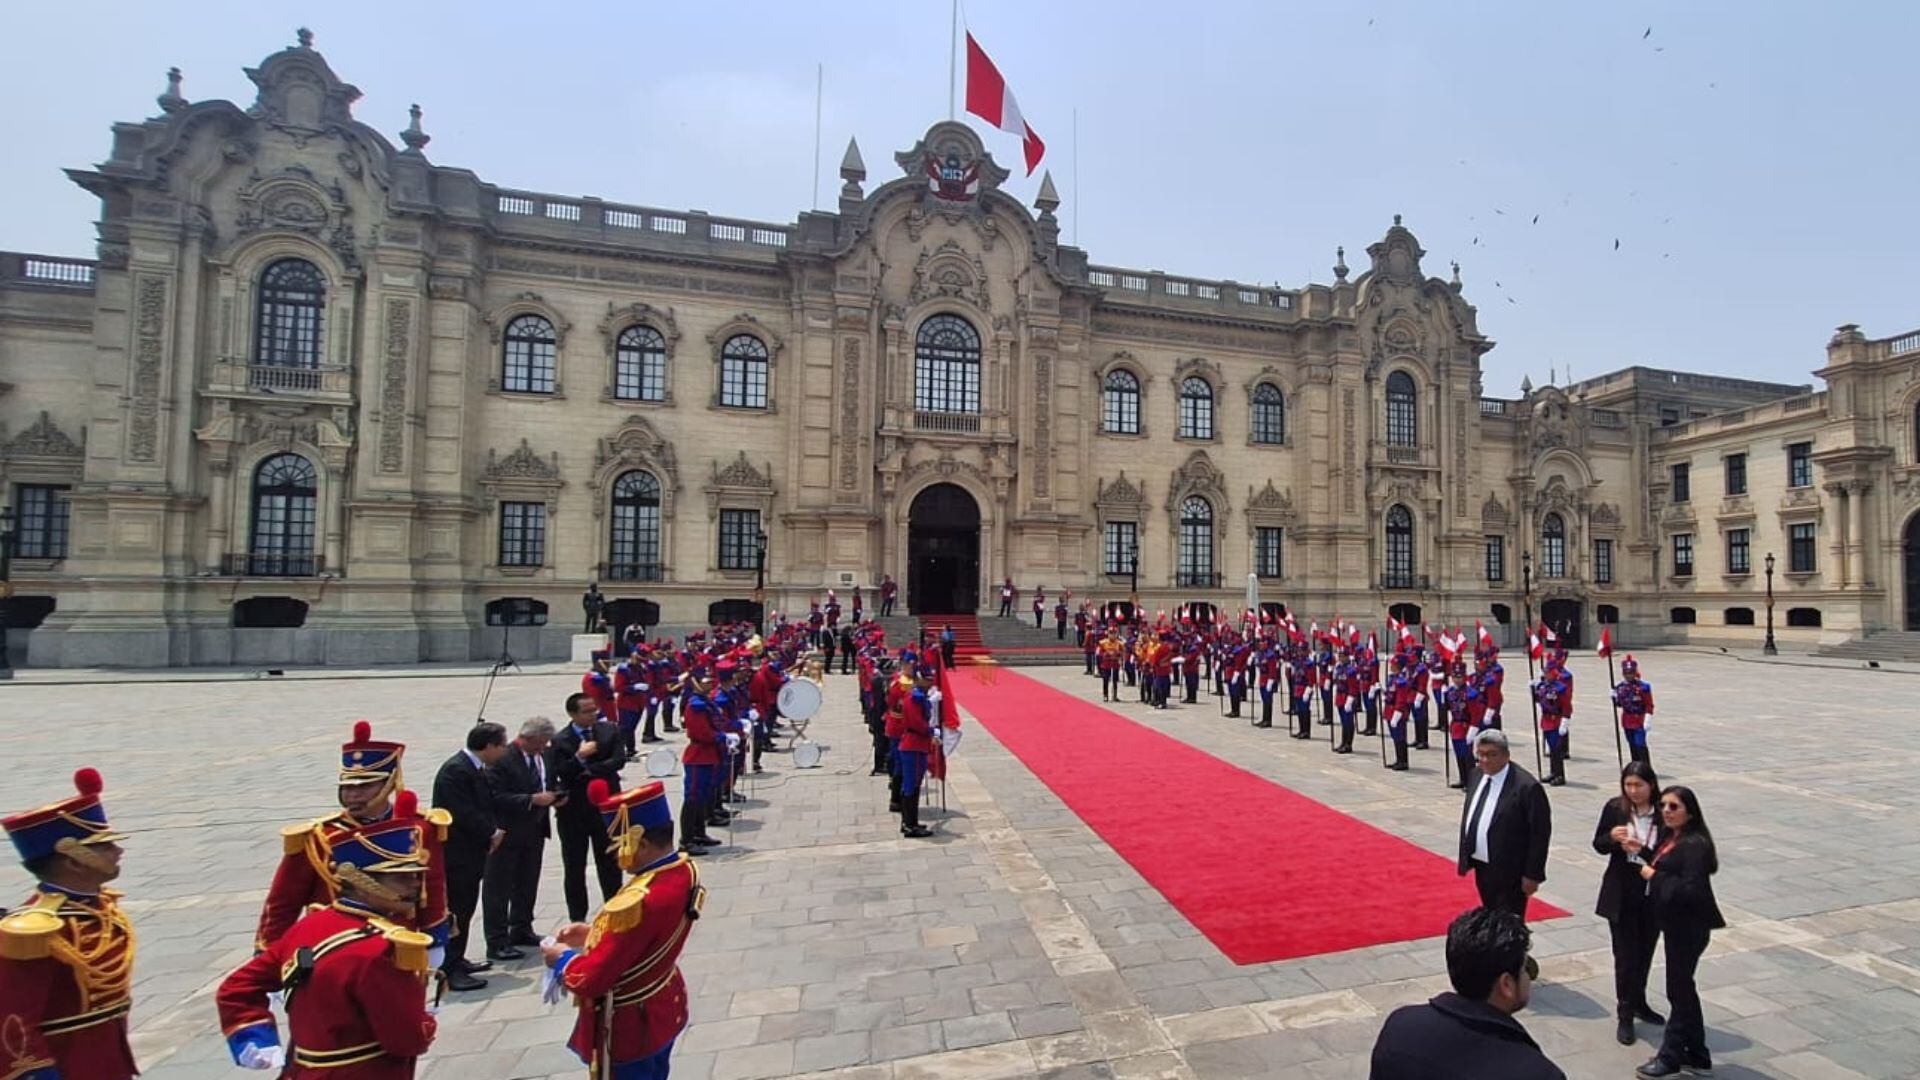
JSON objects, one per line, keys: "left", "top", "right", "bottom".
{"left": 1072, "top": 107, "right": 1080, "bottom": 246}
{"left": 812, "top": 63, "right": 824, "bottom": 210}
{"left": 949, "top": 0, "right": 959, "bottom": 120}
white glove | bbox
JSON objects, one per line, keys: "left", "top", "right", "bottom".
{"left": 238, "top": 1044, "right": 286, "bottom": 1070}
{"left": 928, "top": 689, "right": 943, "bottom": 706}
{"left": 748, "top": 708, "right": 761, "bottom": 722}
{"left": 725, "top": 733, "right": 741, "bottom": 751}
{"left": 636, "top": 683, "right": 649, "bottom": 691}
{"left": 1559, "top": 718, "right": 1572, "bottom": 736}
{"left": 427, "top": 945, "right": 445, "bottom": 971}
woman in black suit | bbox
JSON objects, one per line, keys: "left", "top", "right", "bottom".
{"left": 1636, "top": 784, "right": 1726, "bottom": 1079}
{"left": 1593, "top": 760, "right": 1665, "bottom": 1046}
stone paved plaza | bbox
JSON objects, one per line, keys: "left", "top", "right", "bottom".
{"left": 6, "top": 649, "right": 1920, "bottom": 1079}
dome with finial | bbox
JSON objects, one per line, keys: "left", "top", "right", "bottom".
{"left": 157, "top": 66, "right": 186, "bottom": 114}
{"left": 400, "top": 103, "right": 430, "bottom": 154}
{"left": 1333, "top": 246, "right": 1348, "bottom": 282}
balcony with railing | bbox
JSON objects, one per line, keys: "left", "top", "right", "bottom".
{"left": 1, "top": 251, "right": 97, "bottom": 290}
{"left": 204, "top": 357, "right": 354, "bottom": 401}
{"left": 912, "top": 411, "right": 983, "bottom": 434}
{"left": 602, "top": 562, "right": 665, "bottom": 583}
{"left": 222, "top": 553, "right": 324, "bottom": 577}
{"left": 1385, "top": 445, "right": 1422, "bottom": 465}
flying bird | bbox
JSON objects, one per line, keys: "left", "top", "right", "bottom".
{"left": 1643, "top": 26, "right": 1652, "bottom": 39}
{"left": 1613, "top": 239, "right": 1621, "bottom": 251}
{"left": 1531, "top": 214, "right": 1539, "bottom": 225}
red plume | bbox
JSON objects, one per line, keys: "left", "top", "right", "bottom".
{"left": 352, "top": 720, "right": 372, "bottom": 743}
{"left": 392, "top": 790, "right": 418, "bottom": 818}
{"left": 587, "top": 779, "right": 611, "bottom": 808}
{"left": 73, "top": 767, "right": 104, "bottom": 797}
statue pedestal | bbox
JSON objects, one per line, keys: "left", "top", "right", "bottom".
{"left": 570, "top": 634, "right": 609, "bottom": 663}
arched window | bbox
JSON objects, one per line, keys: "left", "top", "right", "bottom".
{"left": 1251, "top": 382, "right": 1285, "bottom": 444}
{"left": 1178, "top": 377, "right": 1215, "bottom": 439}
{"left": 248, "top": 453, "right": 318, "bottom": 576}
{"left": 1178, "top": 495, "right": 1214, "bottom": 587}
{"left": 1386, "top": 370, "right": 1418, "bottom": 448}
{"left": 1912, "top": 400, "right": 1920, "bottom": 463}
{"left": 614, "top": 325, "right": 667, "bottom": 402}
{"left": 255, "top": 258, "right": 325, "bottom": 368}
{"left": 502, "top": 314, "right": 557, "bottom": 394}
{"left": 608, "top": 470, "right": 663, "bottom": 581}
{"left": 1541, "top": 513, "right": 1566, "bottom": 578}
{"left": 1103, "top": 369, "right": 1141, "bottom": 434}
{"left": 914, "top": 314, "right": 981, "bottom": 414}
{"left": 1385, "top": 504, "right": 1414, "bottom": 587}
{"left": 719, "top": 334, "right": 769, "bottom": 409}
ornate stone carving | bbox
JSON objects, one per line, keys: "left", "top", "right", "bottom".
{"left": 128, "top": 275, "right": 167, "bottom": 463}
{"left": 378, "top": 297, "right": 410, "bottom": 472}
{"left": 594, "top": 415, "right": 680, "bottom": 493}
{"left": 838, "top": 338, "right": 862, "bottom": 490}
{"left": 1032, "top": 352, "right": 1053, "bottom": 498}
{"left": 1246, "top": 480, "right": 1294, "bottom": 513}
{"left": 483, "top": 439, "right": 563, "bottom": 484}
{"left": 1482, "top": 493, "right": 1510, "bottom": 526}
{"left": 908, "top": 241, "right": 991, "bottom": 311}
{"left": 0, "top": 412, "right": 84, "bottom": 460}
{"left": 705, "top": 451, "right": 775, "bottom": 521}
{"left": 1342, "top": 387, "right": 1357, "bottom": 513}
{"left": 1097, "top": 471, "right": 1145, "bottom": 508}
{"left": 1165, "top": 450, "right": 1230, "bottom": 515}
{"left": 597, "top": 301, "right": 680, "bottom": 346}
{"left": 710, "top": 450, "right": 772, "bottom": 490}
{"left": 483, "top": 291, "right": 571, "bottom": 346}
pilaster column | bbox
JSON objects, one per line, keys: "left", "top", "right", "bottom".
{"left": 1849, "top": 480, "right": 1871, "bottom": 587}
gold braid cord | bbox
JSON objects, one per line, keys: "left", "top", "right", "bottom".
{"left": 31, "top": 892, "right": 136, "bottom": 1015}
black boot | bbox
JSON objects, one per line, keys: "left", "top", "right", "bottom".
{"left": 901, "top": 795, "right": 932, "bottom": 838}
{"left": 1547, "top": 744, "right": 1567, "bottom": 786}
{"left": 642, "top": 716, "right": 661, "bottom": 744}
{"left": 1258, "top": 699, "right": 1273, "bottom": 728}
{"left": 1337, "top": 726, "right": 1353, "bottom": 753}
{"left": 1413, "top": 716, "right": 1430, "bottom": 750}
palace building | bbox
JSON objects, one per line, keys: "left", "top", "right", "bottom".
{"left": 2, "top": 33, "right": 1916, "bottom": 667}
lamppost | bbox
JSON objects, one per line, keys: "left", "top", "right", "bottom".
{"left": 1521, "top": 549, "right": 1534, "bottom": 647}
{"left": 1763, "top": 551, "right": 1777, "bottom": 655}
{"left": 1129, "top": 538, "right": 1141, "bottom": 616}
{"left": 753, "top": 528, "right": 769, "bottom": 637}
{"left": 0, "top": 504, "right": 15, "bottom": 680}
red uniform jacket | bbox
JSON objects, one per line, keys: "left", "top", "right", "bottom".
{"left": 0, "top": 887, "right": 138, "bottom": 1080}
{"left": 582, "top": 669, "right": 616, "bottom": 719}
{"left": 558, "top": 854, "right": 703, "bottom": 1067}
{"left": 884, "top": 675, "right": 912, "bottom": 738}
{"left": 679, "top": 694, "right": 724, "bottom": 767}
{"left": 898, "top": 690, "right": 938, "bottom": 753}
{"left": 218, "top": 903, "right": 436, "bottom": 1078}
{"left": 257, "top": 811, "right": 449, "bottom": 951}
{"left": 614, "top": 662, "right": 649, "bottom": 716}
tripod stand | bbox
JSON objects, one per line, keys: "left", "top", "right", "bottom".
{"left": 476, "top": 622, "right": 522, "bottom": 721}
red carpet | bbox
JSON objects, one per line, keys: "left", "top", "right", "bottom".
{"left": 959, "top": 670, "right": 1567, "bottom": 965}
{"left": 919, "top": 614, "right": 992, "bottom": 661}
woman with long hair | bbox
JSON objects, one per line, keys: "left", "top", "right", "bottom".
{"left": 1593, "top": 760, "right": 1664, "bottom": 1046}
{"left": 1636, "top": 785, "right": 1726, "bottom": 1078}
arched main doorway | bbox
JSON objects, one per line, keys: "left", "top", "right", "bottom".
{"left": 1542, "top": 598, "right": 1584, "bottom": 648}
{"left": 1905, "top": 514, "right": 1920, "bottom": 629}
{"left": 908, "top": 483, "right": 981, "bottom": 615}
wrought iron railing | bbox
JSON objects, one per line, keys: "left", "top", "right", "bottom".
{"left": 913, "top": 411, "right": 982, "bottom": 433}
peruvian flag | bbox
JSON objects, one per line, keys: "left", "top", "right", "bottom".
{"left": 965, "top": 33, "right": 1046, "bottom": 175}
{"left": 1596, "top": 627, "right": 1613, "bottom": 659}
{"left": 1476, "top": 621, "right": 1494, "bottom": 652}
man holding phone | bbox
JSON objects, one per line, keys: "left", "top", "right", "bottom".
{"left": 483, "top": 716, "right": 561, "bottom": 961}
{"left": 550, "top": 693, "right": 628, "bottom": 922}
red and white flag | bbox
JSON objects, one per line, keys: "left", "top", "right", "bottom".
{"left": 1476, "top": 621, "right": 1494, "bottom": 652}
{"left": 965, "top": 33, "right": 1046, "bottom": 175}
{"left": 1596, "top": 627, "right": 1613, "bottom": 659}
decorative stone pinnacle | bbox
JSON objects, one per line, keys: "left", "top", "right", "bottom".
{"left": 296, "top": 27, "right": 314, "bottom": 49}
{"left": 1450, "top": 260, "right": 1461, "bottom": 285}
{"left": 1393, "top": 213, "right": 1403, "bottom": 227}
{"left": 1034, "top": 171, "right": 1060, "bottom": 215}
{"left": 1333, "top": 246, "right": 1349, "bottom": 282}
{"left": 839, "top": 136, "right": 866, "bottom": 184}
{"left": 400, "top": 103, "right": 430, "bottom": 154}
{"left": 157, "top": 66, "right": 186, "bottom": 114}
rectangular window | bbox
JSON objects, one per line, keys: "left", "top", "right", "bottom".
{"left": 1670, "top": 463, "right": 1690, "bottom": 503}
{"left": 14, "top": 484, "right": 71, "bottom": 560}
{"left": 1104, "top": 521, "right": 1137, "bottom": 576}
{"left": 1725, "top": 453, "right": 1747, "bottom": 496}
{"left": 1790, "top": 522, "right": 1817, "bottom": 573}
{"left": 1484, "top": 536, "right": 1505, "bottom": 583}
{"left": 1727, "top": 528, "right": 1750, "bottom": 575}
{"left": 1255, "top": 527, "right": 1284, "bottom": 578}
{"left": 718, "top": 509, "right": 761, "bottom": 571}
{"left": 497, "top": 502, "right": 546, "bottom": 567}
{"left": 1788, "top": 442, "right": 1813, "bottom": 488}
{"left": 1672, "top": 533, "right": 1694, "bottom": 577}
{"left": 1660, "top": 407, "right": 1681, "bottom": 427}
{"left": 1594, "top": 538, "right": 1614, "bottom": 585}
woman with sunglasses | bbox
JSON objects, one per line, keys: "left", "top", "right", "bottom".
{"left": 1635, "top": 785, "right": 1725, "bottom": 1078}
{"left": 1593, "top": 761, "right": 1665, "bottom": 1046}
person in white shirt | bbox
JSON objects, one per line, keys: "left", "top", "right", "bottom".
{"left": 1457, "top": 729, "right": 1552, "bottom": 919}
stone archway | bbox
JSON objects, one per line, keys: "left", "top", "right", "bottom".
{"left": 908, "top": 483, "right": 981, "bottom": 615}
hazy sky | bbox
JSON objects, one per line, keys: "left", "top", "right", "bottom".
{"left": 4, "top": 1, "right": 1915, "bottom": 395}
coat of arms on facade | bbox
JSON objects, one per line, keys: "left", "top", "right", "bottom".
{"left": 896, "top": 121, "right": 1009, "bottom": 208}
{"left": 924, "top": 150, "right": 981, "bottom": 202}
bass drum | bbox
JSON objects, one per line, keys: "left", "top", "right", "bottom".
{"left": 643, "top": 747, "right": 680, "bottom": 778}
{"left": 792, "top": 739, "right": 825, "bottom": 769}
{"left": 776, "top": 678, "right": 824, "bottom": 721}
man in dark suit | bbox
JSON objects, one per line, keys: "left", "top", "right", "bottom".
{"left": 550, "top": 692, "right": 628, "bottom": 921}
{"left": 1458, "top": 729, "right": 1552, "bottom": 919}
{"left": 432, "top": 721, "right": 511, "bottom": 991}
{"left": 483, "top": 716, "right": 560, "bottom": 961}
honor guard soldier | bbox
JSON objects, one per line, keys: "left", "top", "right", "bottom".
{"left": 258, "top": 722, "right": 450, "bottom": 956}
{"left": 1385, "top": 655, "right": 1416, "bottom": 771}
{"left": 583, "top": 651, "right": 617, "bottom": 722}
{"left": 543, "top": 780, "right": 704, "bottom": 1080}
{"left": 1613, "top": 655, "right": 1655, "bottom": 765}
{"left": 677, "top": 664, "right": 726, "bottom": 854}
{"left": 1333, "top": 649, "right": 1363, "bottom": 753}
{"left": 1097, "top": 629, "right": 1124, "bottom": 701}
{"left": 895, "top": 665, "right": 943, "bottom": 838}
{"left": 1288, "top": 649, "right": 1315, "bottom": 739}
{"left": 1181, "top": 633, "right": 1203, "bottom": 704}
{"left": 1441, "top": 662, "right": 1478, "bottom": 788}
{"left": 218, "top": 792, "right": 439, "bottom": 1075}
{"left": 1358, "top": 641, "right": 1380, "bottom": 737}
{"left": 1475, "top": 643, "right": 1506, "bottom": 730}
{"left": 1, "top": 768, "right": 138, "bottom": 1080}
{"left": 1410, "top": 649, "right": 1434, "bottom": 750}
{"left": 1534, "top": 651, "right": 1572, "bottom": 786}
{"left": 1255, "top": 645, "right": 1281, "bottom": 728}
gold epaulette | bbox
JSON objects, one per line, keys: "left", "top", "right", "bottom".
{"left": 369, "top": 917, "right": 432, "bottom": 974}
{"left": 0, "top": 907, "right": 63, "bottom": 961}
{"left": 603, "top": 882, "right": 650, "bottom": 934}
{"left": 426, "top": 808, "right": 452, "bottom": 841}
{"left": 282, "top": 820, "right": 321, "bottom": 855}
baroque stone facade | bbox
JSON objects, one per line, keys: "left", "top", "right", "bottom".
{"left": 1, "top": 34, "right": 1916, "bottom": 666}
